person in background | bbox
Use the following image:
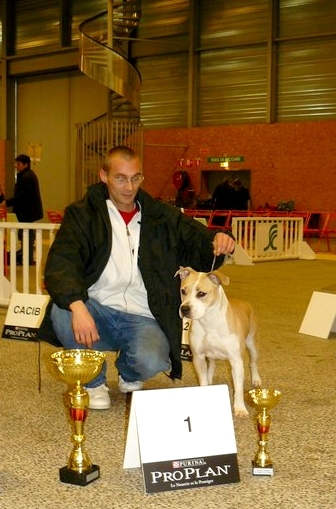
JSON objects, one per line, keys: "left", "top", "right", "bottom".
{"left": 211, "top": 179, "right": 236, "bottom": 210}
{"left": 0, "top": 154, "right": 43, "bottom": 264}
{"left": 232, "top": 178, "right": 250, "bottom": 210}
{"left": 40, "top": 146, "right": 235, "bottom": 410}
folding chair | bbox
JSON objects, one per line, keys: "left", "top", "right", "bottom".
{"left": 303, "top": 212, "right": 326, "bottom": 244}
{"left": 208, "top": 210, "right": 231, "bottom": 230}
{"left": 316, "top": 212, "right": 336, "bottom": 252}
{"left": 47, "top": 210, "right": 64, "bottom": 224}
{"left": 183, "top": 209, "right": 213, "bottom": 226}
{"left": 268, "top": 211, "right": 289, "bottom": 217}
{"left": 227, "top": 210, "right": 250, "bottom": 230}
{"left": 251, "top": 210, "right": 269, "bottom": 217}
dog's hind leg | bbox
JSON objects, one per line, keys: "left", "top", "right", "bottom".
{"left": 246, "top": 330, "right": 262, "bottom": 387}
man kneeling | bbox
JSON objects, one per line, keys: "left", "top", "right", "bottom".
{"left": 41, "top": 146, "right": 235, "bottom": 409}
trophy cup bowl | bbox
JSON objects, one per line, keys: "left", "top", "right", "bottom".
{"left": 50, "top": 349, "right": 106, "bottom": 486}
{"left": 247, "top": 388, "right": 281, "bottom": 476}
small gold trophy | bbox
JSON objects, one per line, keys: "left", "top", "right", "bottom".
{"left": 247, "top": 388, "right": 281, "bottom": 476}
{"left": 50, "top": 349, "right": 106, "bottom": 486}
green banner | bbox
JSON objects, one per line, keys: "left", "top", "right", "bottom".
{"left": 207, "top": 156, "right": 245, "bottom": 163}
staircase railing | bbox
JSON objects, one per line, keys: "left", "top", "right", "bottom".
{"left": 79, "top": 11, "right": 141, "bottom": 118}
{"left": 76, "top": 4, "right": 143, "bottom": 198}
{"left": 75, "top": 118, "right": 143, "bottom": 199}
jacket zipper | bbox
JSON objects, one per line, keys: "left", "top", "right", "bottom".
{"left": 123, "top": 224, "right": 134, "bottom": 311}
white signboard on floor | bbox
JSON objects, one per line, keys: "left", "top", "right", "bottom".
{"left": 2, "top": 292, "right": 50, "bottom": 341}
{"left": 299, "top": 291, "right": 336, "bottom": 339}
{"left": 123, "top": 385, "right": 240, "bottom": 493}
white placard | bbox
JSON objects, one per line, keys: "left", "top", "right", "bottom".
{"left": 2, "top": 292, "right": 50, "bottom": 341}
{"left": 299, "top": 291, "right": 336, "bottom": 339}
{"left": 181, "top": 318, "right": 192, "bottom": 361}
{"left": 123, "top": 385, "right": 240, "bottom": 493}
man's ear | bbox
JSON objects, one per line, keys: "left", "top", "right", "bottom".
{"left": 99, "top": 167, "right": 108, "bottom": 184}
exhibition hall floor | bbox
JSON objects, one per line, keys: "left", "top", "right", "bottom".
{"left": 0, "top": 258, "right": 336, "bottom": 509}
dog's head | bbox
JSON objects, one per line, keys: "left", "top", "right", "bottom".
{"left": 174, "top": 266, "right": 229, "bottom": 320}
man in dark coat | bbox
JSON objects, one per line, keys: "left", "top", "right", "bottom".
{"left": 0, "top": 154, "right": 43, "bottom": 264}
{"left": 41, "top": 146, "right": 235, "bottom": 409}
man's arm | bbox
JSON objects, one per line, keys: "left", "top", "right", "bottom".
{"left": 69, "top": 300, "right": 100, "bottom": 348}
{"left": 44, "top": 205, "right": 92, "bottom": 309}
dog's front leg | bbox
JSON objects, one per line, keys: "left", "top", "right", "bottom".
{"left": 230, "top": 357, "right": 249, "bottom": 417}
{"left": 192, "top": 354, "right": 210, "bottom": 385}
{"left": 207, "top": 358, "right": 216, "bottom": 384}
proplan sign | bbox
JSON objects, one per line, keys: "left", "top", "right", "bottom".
{"left": 2, "top": 292, "right": 50, "bottom": 341}
{"left": 207, "top": 156, "right": 245, "bottom": 163}
{"left": 123, "top": 385, "right": 240, "bottom": 493}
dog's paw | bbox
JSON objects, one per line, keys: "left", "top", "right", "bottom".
{"left": 234, "top": 406, "right": 249, "bottom": 417}
{"left": 252, "top": 377, "right": 262, "bottom": 388}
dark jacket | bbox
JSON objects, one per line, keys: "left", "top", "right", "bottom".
{"left": 41, "top": 183, "right": 228, "bottom": 379}
{"left": 4, "top": 168, "right": 43, "bottom": 222}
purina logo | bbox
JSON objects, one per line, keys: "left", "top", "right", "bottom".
{"left": 172, "top": 458, "right": 206, "bottom": 469}
{"left": 263, "top": 224, "right": 278, "bottom": 252}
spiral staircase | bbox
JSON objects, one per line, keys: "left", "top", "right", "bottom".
{"left": 75, "top": 1, "right": 143, "bottom": 198}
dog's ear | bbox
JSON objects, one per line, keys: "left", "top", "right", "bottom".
{"left": 208, "top": 271, "right": 230, "bottom": 286}
{"left": 174, "top": 266, "right": 193, "bottom": 280}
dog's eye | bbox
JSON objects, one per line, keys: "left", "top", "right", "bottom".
{"left": 197, "top": 291, "right": 206, "bottom": 298}
{"left": 181, "top": 288, "right": 186, "bottom": 295}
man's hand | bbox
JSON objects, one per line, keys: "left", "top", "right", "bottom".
{"left": 69, "top": 300, "right": 99, "bottom": 348}
{"left": 213, "top": 232, "right": 235, "bottom": 256}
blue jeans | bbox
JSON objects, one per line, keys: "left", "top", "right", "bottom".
{"left": 50, "top": 298, "right": 171, "bottom": 388}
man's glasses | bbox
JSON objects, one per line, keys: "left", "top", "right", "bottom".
{"left": 112, "top": 175, "right": 144, "bottom": 186}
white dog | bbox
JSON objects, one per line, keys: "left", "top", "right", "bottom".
{"left": 175, "top": 267, "right": 262, "bottom": 416}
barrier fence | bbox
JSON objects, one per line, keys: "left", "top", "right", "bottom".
{"left": 0, "top": 222, "right": 60, "bottom": 306}
{"left": 231, "top": 216, "right": 305, "bottom": 262}
{"left": 0, "top": 214, "right": 319, "bottom": 305}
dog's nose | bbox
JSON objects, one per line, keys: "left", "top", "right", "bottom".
{"left": 180, "top": 305, "right": 191, "bottom": 318}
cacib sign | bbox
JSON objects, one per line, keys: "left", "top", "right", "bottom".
{"left": 2, "top": 293, "right": 50, "bottom": 341}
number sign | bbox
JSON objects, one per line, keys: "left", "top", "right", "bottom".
{"left": 123, "top": 385, "right": 240, "bottom": 493}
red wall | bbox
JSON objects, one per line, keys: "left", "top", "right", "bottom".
{"left": 143, "top": 121, "right": 336, "bottom": 211}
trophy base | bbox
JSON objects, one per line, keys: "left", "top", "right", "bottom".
{"left": 251, "top": 461, "right": 274, "bottom": 476}
{"left": 59, "top": 464, "right": 100, "bottom": 486}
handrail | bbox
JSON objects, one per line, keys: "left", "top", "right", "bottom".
{"left": 78, "top": 11, "right": 141, "bottom": 114}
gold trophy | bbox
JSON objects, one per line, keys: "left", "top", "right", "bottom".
{"left": 49, "top": 349, "right": 106, "bottom": 486}
{"left": 247, "top": 388, "right": 281, "bottom": 476}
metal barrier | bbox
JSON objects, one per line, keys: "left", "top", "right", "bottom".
{"left": 0, "top": 222, "right": 60, "bottom": 306}
{"left": 231, "top": 216, "right": 306, "bottom": 262}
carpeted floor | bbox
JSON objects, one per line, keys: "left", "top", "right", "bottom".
{"left": 0, "top": 258, "right": 336, "bottom": 509}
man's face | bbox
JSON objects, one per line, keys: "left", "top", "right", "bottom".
{"left": 15, "top": 161, "right": 28, "bottom": 173}
{"left": 100, "top": 154, "right": 143, "bottom": 212}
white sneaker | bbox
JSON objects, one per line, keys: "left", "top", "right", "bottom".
{"left": 118, "top": 375, "right": 143, "bottom": 393}
{"left": 85, "top": 384, "right": 111, "bottom": 410}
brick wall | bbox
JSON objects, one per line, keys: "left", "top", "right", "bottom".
{"left": 143, "top": 121, "right": 336, "bottom": 211}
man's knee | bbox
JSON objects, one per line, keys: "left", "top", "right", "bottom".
{"left": 133, "top": 337, "right": 171, "bottom": 379}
